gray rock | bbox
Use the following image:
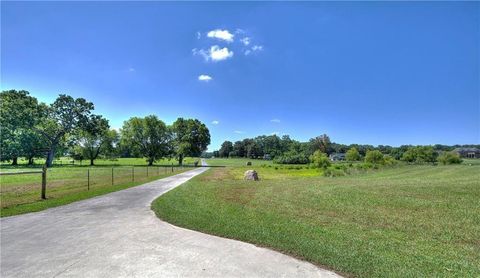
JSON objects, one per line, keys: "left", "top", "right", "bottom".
{"left": 244, "top": 170, "right": 259, "bottom": 181}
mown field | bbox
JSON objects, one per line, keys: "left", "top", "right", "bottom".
{"left": 152, "top": 162, "right": 480, "bottom": 277}
{"left": 0, "top": 157, "right": 198, "bottom": 217}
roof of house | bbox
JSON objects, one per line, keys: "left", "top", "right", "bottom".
{"left": 453, "top": 147, "right": 480, "bottom": 152}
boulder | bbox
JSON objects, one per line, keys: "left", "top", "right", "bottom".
{"left": 244, "top": 170, "right": 259, "bottom": 181}
{"left": 246, "top": 161, "right": 252, "bottom": 166}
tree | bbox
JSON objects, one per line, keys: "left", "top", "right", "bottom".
{"left": 121, "top": 115, "right": 171, "bottom": 166}
{"left": 365, "top": 150, "right": 385, "bottom": 165}
{"left": 345, "top": 147, "right": 361, "bottom": 161}
{"left": 309, "top": 134, "right": 332, "bottom": 155}
{"left": 310, "top": 150, "right": 331, "bottom": 169}
{"left": 401, "top": 146, "right": 437, "bottom": 164}
{"left": 34, "top": 94, "right": 94, "bottom": 167}
{"left": 171, "top": 118, "right": 210, "bottom": 165}
{"left": 73, "top": 116, "right": 117, "bottom": 165}
{"left": 0, "top": 90, "right": 43, "bottom": 165}
{"left": 219, "top": 141, "right": 233, "bottom": 158}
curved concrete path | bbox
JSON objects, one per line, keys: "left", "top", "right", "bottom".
{"left": 1, "top": 165, "right": 341, "bottom": 278}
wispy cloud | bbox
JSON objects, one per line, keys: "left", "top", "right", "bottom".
{"left": 198, "top": 74, "right": 212, "bottom": 82}
{"left": 127, "top": 67, "right": 135, "bottom": 72}
{"left": 270, "top": 118, "right": 281, "bottom": 123}
{"left": 207, "top": 29, "right": 234, "bottom": 43}
{"left": 234, "top": 130, "right": 245, "bottom": 134}
{"left": 196, "top": 31, "right": 201, "bottom": 39}
{"left": 211, "top": 120, "right": 219, "bottom": 125}
{"left": 193, "top": 45, "right": 234, "bottom": 62}
{"left": 240, "top": 37, "right": 251, "bottom": 46}
{"left": 271, "top": 131, "right": 281, "bottom": 136}
{"left": 245, "top": 45, "right": 264, "bottom": 56}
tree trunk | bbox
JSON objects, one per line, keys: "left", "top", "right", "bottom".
{"left": 11, "top": 157, "right": 18, "bottom": 166}
{"left": 46, "top": 147, "right": 56, "bottom": 168}
{"left": 90, "top": 158, "right": 94, "bottom": 166}
{"left": 148, "top": 158, "right": 154, "bottom": 166}
{"left": 178, "top": 154, "right": 184, "bottom": 166}
{"left": 28, "top": 157, "right": 34, "bottom": 165}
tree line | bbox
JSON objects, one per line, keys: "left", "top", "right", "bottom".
{"left": 214, "top": 134, "right": 476, "bottom": 164}
{"left": 0, "top": 90, "right": 210, "bottom": 167}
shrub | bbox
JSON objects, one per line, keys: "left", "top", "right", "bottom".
{"left": 273, "top": 151, "right": 309, "bottom": 164}
{"left": 401, "top": 146, "right": 437, "bottom": 164}
{"left": 365, "top": 150, "right": 385, "bottom": 165}
{"left": 346, "top": 147, "right": 361, "bottom": 161}
{"left": 438, "top": 152, "right": 462, "bottom": 165}
{"left": 310, "top": 150, "right": 331, "bottom": 169}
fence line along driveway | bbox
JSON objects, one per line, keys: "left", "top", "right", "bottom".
{"left": 0, "top": 166, "right": 340, "bottom": 278}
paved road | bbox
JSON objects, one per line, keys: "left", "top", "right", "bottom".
{"left": 1, "top": 165, "right": 340, "bottom": 278}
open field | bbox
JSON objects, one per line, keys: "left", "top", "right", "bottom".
{"left": 205, "top": 158, "right": 274, "bottom": 167}
{"left": 152, "top": 163, "right": 480, "bottom": 277}
{"left": 0, "top": 157, "right": 199, "bottom": 168}
{"left": 0, "top": 165, "right": 189, "bottom": 217}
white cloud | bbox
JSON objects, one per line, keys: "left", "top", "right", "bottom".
{"left": 240, "top": 37, "right": 251, "bottom": 46}
{"left": 127, "top": 67, "right": 135, "bottom": 72}
{"left": 252, "top": 45, "right": 263, "bottom": 51}
{"left": 244, "top": 50, "right": 251, "bottom": 56}
{"left": 196, "top": 31, "right": 201, "bottom": 39}
{"left": 207, "top": 29, "right": 234, "bottom": 42}
{"left": 193, "top": 45, "right": 234, "bottom": 62}
{"left": 198, "top": 74, "right": 212, "bottom": 82}
{"left": 211, "top": 120, "right": 219, "bottom": 125}
{"left": 234, "top": 130, "right": 244, "bottom": 134}
{"left": 271, "top": 131, "right": 281, "bottom": 136}
{"left": 270, "top": 118, "right": 281, "bottom": 123}
{"left": 209, "top": 45, "right": 234, "bottom": 61}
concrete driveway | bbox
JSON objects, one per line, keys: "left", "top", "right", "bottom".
{"left": 1, "top": 165, "right": 340, "bottom": 278}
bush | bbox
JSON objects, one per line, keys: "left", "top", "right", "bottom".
{"left": 438, "top": 152, "right": 463, "bottom": 165}
{"left": 273, "top": 151, "right": 309, "bottom": 164}
{"left": 401, "top": 146, "right": 437, "bottom": 164}
{"left": 310, "top": 150, "right": 331, "bottom": 169}
{"left": 365, "top": 150, "right": 385, "bottom": 165}
{"left": 346, "top": 147, "right": 361, "bottom": 161}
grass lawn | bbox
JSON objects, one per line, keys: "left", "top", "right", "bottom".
{"left": 152, "top": 164, "right": 480, "bottom": 277}
{"left": 205, "top": 158, "right": 274, "bottom": 167}
{"left": 1, "top": 165, "right": 190, "bottom": 217}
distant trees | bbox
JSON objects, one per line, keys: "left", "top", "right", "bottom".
{"left": 171, "top": 118, "right": 211, "bottom": 165}
{"left": 345, "top": 147, "right": 361, "bottom": 161}
{"left": 218, "top": 141, "right": 233, "bottom": 158}
{"left": 309, "top": 134, "right": 332, "bottom": 155}
{"left": 401, "top": 146, "right": 437, "bottom": 164}
{"left": 121, "top": 115, "right": 171, "bottom": 166}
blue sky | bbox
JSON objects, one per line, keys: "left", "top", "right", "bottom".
{"left": 2, "top": 2, "right": 479, "bottom": 150}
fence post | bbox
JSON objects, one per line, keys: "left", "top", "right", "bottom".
{"left": 41, "top": 165, "right": 47, "bottom": 199}
{"left": 157, "top": 166, "right": 159, "bottom": 175}
{"left": 171, "top": 164, "right": 173, "bottom": 173}
{"left": 132, "top": 167, "right": 134, "bottom": 182}
{"left": 147, "top": 166, "right": 149, "bottom": 177}
{"left": 112, "top": 167, "right": 114, "bottom": 185}
{"left": 87, "top": 168, "right": 90, "bottom": 190}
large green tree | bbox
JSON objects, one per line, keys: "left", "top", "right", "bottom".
{"left": 172, "top": 118, "right": 210, "bottom": 165}
{"left": 34, "top": 94, "right": 94, "bottom": 167}
{"left": 73, "top": 115, "right": 118, "bottom": 165}
{"left": 121, "top": 115, "right": 171, "bottom": 166}
{"left": 309, "top": 134, "right": 332, "bottom": 155}
{"left": 219, "top": 141, "right": 233, "bottom": 158}
{"left": 0, "top": 90, "right": 44, "bottom": 165}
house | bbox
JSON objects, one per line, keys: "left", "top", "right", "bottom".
{"left": 453, "top": 147, "right": 480, "bottom": 159}
{"left": 329, "top": 153, "right": 346, "bottom": 161}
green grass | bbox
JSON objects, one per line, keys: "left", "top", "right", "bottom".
{"left": 206, "top": 158, "right": 274, "bottom": 167}
{"left": 1, "top": 165, "right": 189, "bottom": 217}
{"left": 152, "top": 164, "right": 480, "bottom": 277}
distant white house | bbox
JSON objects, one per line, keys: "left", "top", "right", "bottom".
{"left": 329, "top": 153, "right": 346, "bottom": 161}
